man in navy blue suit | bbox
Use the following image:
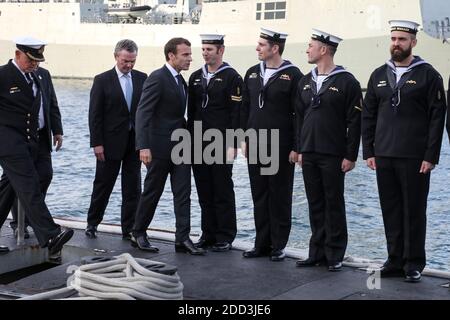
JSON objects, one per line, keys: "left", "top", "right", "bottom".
{"left": 132, "top": 38, "right": 205, "bottom": 255}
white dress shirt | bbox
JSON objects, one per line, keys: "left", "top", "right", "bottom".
{"left": 115, "top": 65, "right": 133, "bottom": 106}
{"left": 12, "top": 59, "right": 44, "bottom": 129}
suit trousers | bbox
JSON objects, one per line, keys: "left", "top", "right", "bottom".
{"left": 5, "top": 131, "right": 53, "bottom": 230}
{"left": 0, "top": 136, "right": 60, "bottom": 246}
{"left": 133, "top": 158, "right": 191, "bottom": 242}
{"left": 87, "top": 131, "right": 141, "bottom": 235}
{"left": 193, "top": 163, "right": 236, "bottom": 244}
{"left": 248, "top": 147, "right": 294, "bottom": 251}
{"left": 376, "top": 157, "right": 429, "bottom": 272}
{"left": 301, "top": 153, "right": 347, "bottom": 264}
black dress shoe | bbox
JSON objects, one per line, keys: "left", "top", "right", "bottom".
{"left": 404, "top": 270, "right": 421, "bottom": 283}
{"left": 194, "top": 238, "right": 215, "bottom": 249}
{"left": 212, "top": 242, "right": 232, "bottom": 252}
{"left": 47, "top": 229, "right": 74, "bottom": 255}
{"left": 131, "top": 236, "right": 159, "bottom": 253}
{"left": 270, "top": 249, "right": 286, "bottom": 262}
{"left": 379, "top": 262, "right": 404, "bottom": 278}
{"left": 296, "top": 257, "right": 326, "bottom": 267}
{"left": 175, "top": 239, "right": 206, "bottom": 255}
{"left": 85, "top": 225, "right": 97, "bottom": 239}
{"left": 0, "top": 245, "right": 9, "bottom": 254}
{"left": 242, "top": 247, "right": 270, "bottom": 258}
{"left": 328, "top": 261, "right": 343, "bottom": 272}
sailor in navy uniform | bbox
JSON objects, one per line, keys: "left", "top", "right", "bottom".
{"left": 0, "top": 37, "right": 73, "bottom": 254}
{"left": 188, "top": 34, "right": 243, "bottom": 252}
{"left": 295, "top": 30, "right": 362, "bottom": 272}
{"left": 362, "top": 21, "right": 447, "bottom": 282}
{"left": 241, "top": 28, "right": 303, "bottom": 261}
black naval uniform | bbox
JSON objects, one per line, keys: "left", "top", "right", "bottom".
{"left": 0, "top": 60, "right": 62, "bottom": 246}
{"left": 362, "top": 57, "right": 447, "bottom": 272}
{"left": 296, "top": 66, "right": 362, "bottom": 264}
{"left": 0, "top": 65, "right": 63, "bottom": 232}
{"left": 188, "top": 63, "right": 243, "bottom": 246}
{"left": 241, "top": 61, "right": 303, "bottom": 252}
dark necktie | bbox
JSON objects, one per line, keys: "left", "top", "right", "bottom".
{"left": 176, "top": 74, "right": 186, "bottom": 107}
{"left": 25, "top": 72, "right": 33, "bottom": 87}
{"left": 24, "top": 73, "right": 36, "bottom": 97}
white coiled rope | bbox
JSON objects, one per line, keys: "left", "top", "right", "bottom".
{"left": 20, "top": 253, "right": 184, "bottom": 300}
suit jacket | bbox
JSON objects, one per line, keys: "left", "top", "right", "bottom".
{"left": 0, "top": 60, "right": 63, "bottom": 156}
{"left": 135, "top": 65, "right": 188, "bottom": 160}
{"left": 89, "top": 67, "right": 147, "bottom": 160}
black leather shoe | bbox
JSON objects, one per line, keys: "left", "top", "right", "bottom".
{"left": 122, "top": 233, "right": 132, "bottom": 241}
{"left": 296, "top": 257, "right": 326, "bottom": 267}
{"left": 212, "top": 242, "right": 232, "bottom": 252}
{"left": 270, "top": 249, "right": 286, "bottom": 262}
{"left": 379, "top": 262, "right": 404, "bottom": 278}
{"left": 13, "top": 227, "right": 30, "bottom": 239}
{"left": 131, "top": 236, "right": 159, "bottom": 253}
{"left": 194, "top": 238, "right": 214, "bottom": 249}
{"left": 175, "top": 239, "right": 206, "bottom": 255}
{"left": 85, "top": 225, "right": 97, "bottom": 239}
{"left": 0, "top": 245, "right": 9, "bottom": 254}
{"left": 47, "top": 229, "right": 74, "bottom": 255}
{"left": 404, "top": 270, "right": 421, "bottom": 283}
{"left": 328, "top": 261, "right": 343, "bottom": 272}
{"left": 242, "top": 247, "right": 270, "bottom": 258}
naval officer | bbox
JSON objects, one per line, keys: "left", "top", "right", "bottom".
{"left": 295, "top": 30, "right": 362, "bottom": 272}
{"left": 362, "top": 20, "right": 447, "bottom": 282}
{"left": 0, "top": 37, "right": 73, "bottom": 254}
{"left": 188, "top": 34, "right": 243, "bottom": 252}
{"left": 241, "top": 28, "right": 303, "bottom": 261}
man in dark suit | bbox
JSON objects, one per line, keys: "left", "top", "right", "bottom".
{"left": 0, "top": 37, "right": 73, "bottom": 254}
{"left": 86, "top": 39, "right": 147, "bottom": 240}
{"left": 362, "top": 21, "right": 447, "bottom": 283}
{"left": 132, "top": 37, "right": 205, "bottom": 255}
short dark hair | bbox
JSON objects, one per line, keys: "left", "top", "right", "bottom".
{"left": 268, "top": 40, "right": 285, "bottom": 56}
{"left": 326, "top": 44, "right": 337, "bottom": 57}
{"left": 164, "top": 38, "right": 191, "bottom": 61}
{"left": 114, "top": 39, "right": 138, "bottom": 56}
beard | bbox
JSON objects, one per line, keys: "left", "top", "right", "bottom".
{"left": 390, "top": 45, "right": 412, "bottom": 62}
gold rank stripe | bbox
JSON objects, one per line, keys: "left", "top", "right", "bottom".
{"left": 231, "top": 95, "right": 242, "bottom": 102}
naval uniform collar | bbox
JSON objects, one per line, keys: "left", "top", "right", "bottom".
{"left": 11, "top": 59, "right": 32, "bottom": 80}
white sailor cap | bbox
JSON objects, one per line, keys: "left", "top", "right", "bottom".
{"left": 13, "top": 36, "right": 47, "bottom": 62}
{"left": 311, "top": 29, "right": 343, "bottom": 48}
{"left": 259, "top": 28, "right": 288, "bottom": 43}
{"left": 389, "top": 20, "right": 420, "bottom": 34}
{"left": 200, "top": 34, "right": 225, "bottom": 45}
